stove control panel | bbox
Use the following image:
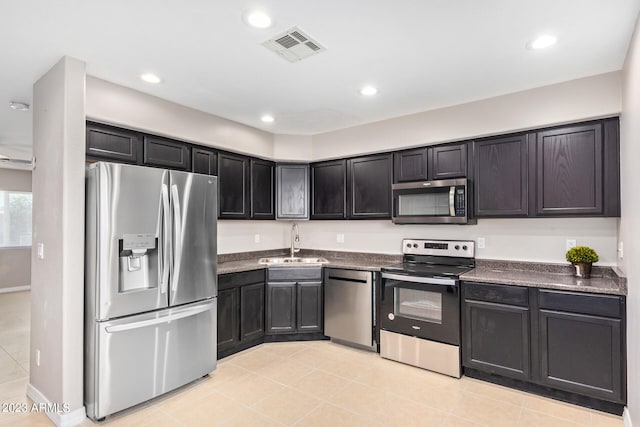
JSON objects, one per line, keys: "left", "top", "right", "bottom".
{"left": 402, "top": 239, "right": 475, "bottom": 258}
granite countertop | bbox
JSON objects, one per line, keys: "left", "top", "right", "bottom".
{"left": 460, "top": 260, "right": 627, "bottom": 296}
{"left": 217, "top": 249, "right": 401, "bottom": 275}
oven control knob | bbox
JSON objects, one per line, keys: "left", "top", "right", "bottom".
{"left": 406, "top": 243, "right": 412, "bottom": 248}
{"left": 462, "top": 245, "right": 468, "bottom": 251}
{"left": 388, "top": 313, "right": 395, "bottom": 321}
{"left": 455, "top": 245, "right": 460, "bottom": 250}
{"left": 413, "top": 244, "right": 418, "bottom": 248}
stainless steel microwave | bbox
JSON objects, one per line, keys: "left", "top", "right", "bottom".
{"left": 392, "top": 178, "right": 474, "bottom": 224}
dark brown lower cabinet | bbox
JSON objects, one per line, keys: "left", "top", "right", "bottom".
{"left": 463, "top": 299, "right": 530, "bottom": 380}
{"left": 217, "top": 270, "right": 265, "bottom": 358}
{"left": 462, "top": 282, "right": 626, "bottom": 409}
{"left": 266, "top": 268, "right": 323, "bottom": 336}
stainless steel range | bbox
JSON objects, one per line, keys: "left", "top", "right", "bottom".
{"left": 380, "top": 239, "right": 475, "bottom": 378}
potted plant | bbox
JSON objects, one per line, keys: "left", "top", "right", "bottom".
{"left": 566, "top": 246, "right": 599, "bottom": 278}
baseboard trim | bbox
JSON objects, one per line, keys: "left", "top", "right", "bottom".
{"left": 0, "top": 285, "right": 30, "bottom": 294}
{"left": 624, "top": 407, "right": 632, "bottom": 427}
{"left": 26, "top": 384, "right": 86, "bottom": 427}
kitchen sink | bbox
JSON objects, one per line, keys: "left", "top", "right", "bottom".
{"left": 258, "top": 257, "right": 329, "bottom": 266}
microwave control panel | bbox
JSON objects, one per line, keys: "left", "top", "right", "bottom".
{"left": 454, "top": 187, "right": 466, "bottom": 216}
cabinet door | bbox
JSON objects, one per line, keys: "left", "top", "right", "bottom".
{"left": 474, "top": 135, "right": 529, "bottom": 216}
{"left": 429, "top": 143, "right": 467, "bottom": 180}
{"left": 240, "top": 283, "right": 265, "bottom": 342}
{"left": 218, "top": 153, "right": 251, "bottom": 219}
{"left": 535, "top": 124, "right": 603, "bottom": 215}
{"left": 393, "top": 148, "right": 428, "bottom": 183}
{"left": 297, "top": 282, "right": 323, "bottom": 333}
{"left": 143, "top": 136, "right": 191, "bottom": 170}
{"left": 347, "top": 154, "right": 392, "bottom": 218}
{"left": 266, "top": 282, "right": 297, "bottom": 334}
{"left": 86, "top": 122, "right": 142, "bottom": 164}
{"left": 192, "top": 148, "right": 217, "bottom": 175}
{"left": 276, "top": 164, "right": 309, "bottom": 220}
{"left": 538, "top": 309, "right": 623, "bottom": 403}
{"left": 251, "top": 159, "right": 275, "bottom": 219}
{"left": 310, "top": 160, "right": 346, "bottom": 219}
{"left": 463, "top": 299, "right": 530, "bottom": 380}
{"left": 217, "top": 288, "right": 239, "bottom": 354}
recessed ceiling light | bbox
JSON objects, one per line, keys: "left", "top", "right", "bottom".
{"left": 360, "top": 86, "right": 378, "bottom": 96}
{"left": 246, "top": 11, "right": 272, "bottom": 29}
{"left": 140, "top": 73, "right": 162, "bottom": 84}
{"left": 9, "top": 101, "right": 30, "bottom": 111}
{"left": 527, "top": 35, "right": 557, "bottom": 50}
{"left": 261, "top": 114, "right": 275, "bottom": 123}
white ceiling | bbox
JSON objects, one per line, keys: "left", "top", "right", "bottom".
{"left": 1, "top": 1, "right": 639, "bottom": 162}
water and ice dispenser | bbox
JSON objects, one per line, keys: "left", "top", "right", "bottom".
{"left": 118, "top": 234, "right": 159, "bottom": 292}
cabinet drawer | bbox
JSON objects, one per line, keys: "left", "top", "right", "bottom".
{"left": 218, "top": 269, "right": 265, "bottom": 290}
{"left": 463, "top": 282, "right": 528, "bottom": 306}
{"left": 538, "top": 290, "right": 622, "bottom": 318}
{"left": 268, "top": 267, "right": 322, "bottom": 282}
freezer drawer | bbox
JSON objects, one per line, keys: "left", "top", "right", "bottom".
{"left": 324, "top": 269, "right": 373, "bottom": 348}
{"left": 86, "top": 299, "right": 216, "bottom": 420}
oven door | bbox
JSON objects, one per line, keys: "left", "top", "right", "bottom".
{"left": 381, "top": 272, "right": 460, "bottom": 346}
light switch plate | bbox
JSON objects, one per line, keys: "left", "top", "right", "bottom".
{"left": 254, "top": 234, "right": 260, "bottom": 243}
{"left": 37, "top": 243, "right": 44, "bottom": 259}
{"left": 477, "top": 238, "right": 485, "bottom": 249}
{"left": 566, "top": 239, "right": 577, "bottom": 251}
{"left": 336, "top": 234, "right": 345, "bottom": 243}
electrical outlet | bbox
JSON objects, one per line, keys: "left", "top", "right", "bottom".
{"left": 336, "top": 234, "right": 345, "bottom": 244}
{"left": 36, "top": 349, "right": 41, "bottom": 367}
{"left": 618, "top": 242, "right": 624, "bottom": 259}
{"left": 477, "top": 237, "right": 485, "bottom": 249}
{"left": 254, "top": 234, "right": 260, "bottom": 244}
{"left": 37, "top": 243, "right": 44, "bottom": 260}
{"left": 566, "top": 239, "right": 577, "bottom": 251}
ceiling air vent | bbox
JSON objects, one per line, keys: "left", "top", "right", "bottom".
{"left": 262, "top": 27, "right": 326, "bottom": 63}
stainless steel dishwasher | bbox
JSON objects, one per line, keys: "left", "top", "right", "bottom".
{"left": 324, "top": 268, "right": 374, "bottom": 349}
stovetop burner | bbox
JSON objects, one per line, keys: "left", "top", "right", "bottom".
{"left": 381, "top": 238, "right": 476, "bottom": 279}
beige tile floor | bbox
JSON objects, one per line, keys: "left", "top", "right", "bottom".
{"left": 0, "top": 291, "right": 624, "bottom": 426}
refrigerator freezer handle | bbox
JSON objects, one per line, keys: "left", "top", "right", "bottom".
{"left": 170, "top": 184, "right": 182, "bottom": 294}
{"left": 161, "top": 184, "right": 170, "bottom": 294}
{"left": 104, "top": 303, "right": 212, "bottom": 333}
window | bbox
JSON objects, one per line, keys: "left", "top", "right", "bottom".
{"left": 0, "top": 191, "right": 32, "bottom": 247}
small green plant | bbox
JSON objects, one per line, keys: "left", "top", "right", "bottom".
{"left": 566, "top": 246, "right": 599, "bottom": 264}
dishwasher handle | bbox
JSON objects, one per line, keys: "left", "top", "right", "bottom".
{"left": 327, "top": 275, "right": 368, "bottom": 284}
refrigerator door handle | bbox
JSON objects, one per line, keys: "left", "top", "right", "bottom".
{"left": 170, "top": 184, "right": 182, "bottom": 293}
{"left": 160, "top": 183, "right": 170, "bottom": 294}
{"left": 104, "top": 303, "right": 212, "bottom": 333}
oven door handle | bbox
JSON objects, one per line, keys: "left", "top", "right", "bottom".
{"left": 381, "top": 272, "right": 457, "bottom": 286}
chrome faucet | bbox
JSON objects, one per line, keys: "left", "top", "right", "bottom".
{"left": 290, "top": 222, "right": 301, "bottom": 258}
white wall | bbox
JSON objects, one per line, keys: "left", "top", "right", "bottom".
{"left": 218, "top": 220, "right": 289, "bottom": 254}
{"left": 0, "top": 169, "right": 32, "bottom": 290}
{"left": 619, "top": 12, "right": 640, "bottom": 426}
{"left": 312, "top": 72, "right": 622, "bottom": 160}
{"left": 296, "top": 218, "right": 618, "bottom": 265}
{"left": 86, "top": 76, "right": 275, "bottom": 159}
{"left": 273, "top": 134, "right": 313, "bottom": 161}
{"left": 29, "top": 57, "right": 86, "bottom": 425}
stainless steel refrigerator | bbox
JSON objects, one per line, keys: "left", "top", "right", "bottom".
{"left": 84, "top": 162, "right": 217, "bottom": 420}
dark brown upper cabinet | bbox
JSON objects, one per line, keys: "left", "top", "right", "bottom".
{"left": 86, "top": 122, "right": 142, "bottom": 164}
{"left": 310, "top": 160, "right": 347, "bottom": 220}
{"left": 218, "top": 153, "right": 251, "bottom": 219}
{"left": 393, "top": 148, "right": 428, "bottom": 183}
{"left": 192, "top": 147, "right": 217, "bottom": 175}
{"left": 251, "top": 159, "right": 275, "bottom": 220}
{"left": 143, "top": 135, "right": 191, "bottom": 170}
{"left": 534, "top": 121, "right": 619, "bottom": 216}
{"left": 276, "top": 163, "right": 309, "bottom": 220}
{"left": 347, "top": 154, "right": 392, "bottom": 219}
{"left": 474, "top": 134, "right": 529, "bottom": 217}
{"left": 428, "top": 143, "right": 468, "bottom": 180}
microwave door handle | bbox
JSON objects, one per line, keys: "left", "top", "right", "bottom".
{"left": 449, "top": 186, "right": 455, "bottom": 217}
